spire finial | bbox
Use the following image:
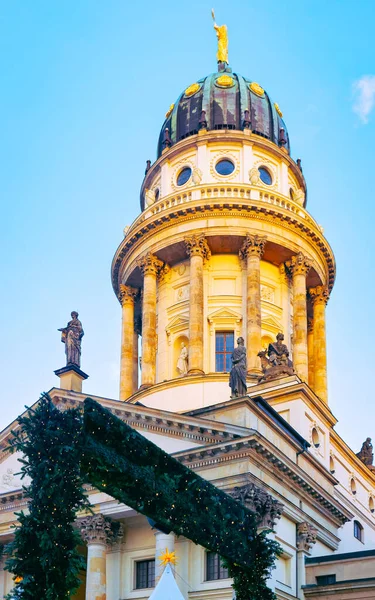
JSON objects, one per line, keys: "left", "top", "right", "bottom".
{"left": 211, "top": 9, "right": 228, "bottom": 67}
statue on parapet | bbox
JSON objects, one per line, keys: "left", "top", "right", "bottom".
{"left": 58, "top": 311, "right": 84, "bottom": 368}
{"left": 357, "top": 438, "right": 374, "bottom": 467}
{"left": 258, "top": 333, "right": 294, "bottom": 382}
{"left": 229, "top": 337, "right": 247, "bottom": 398}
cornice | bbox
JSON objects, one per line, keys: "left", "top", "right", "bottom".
{"left": 330, "top": 431, "right": 375, "bottom": 487}
{"left": 172, "top": 434, "right": 353, "bottom": 526}
{"left": 254, "top": 380, "right": 338, "bottom": 428}
{"left": 111, "top": 197, "right": 335, "bottom": 300}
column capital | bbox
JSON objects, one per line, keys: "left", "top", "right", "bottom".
{"left": 309, "top": 285, "right": 330, "bottom": 306}
{"left": 286, "top": 252, "right": 312, "bottom": 276}
{"left": 137, "top": 252, "right": 164, "bottom": 276}
{"left": 296, "top": 521, "right": 318, "bottom": 553}
{"left": 119, "top": 284, "right": 138, "bottom": 305}
{"left": 184, "top": 234, "right": 211, "bottom": 262}
{"left": 158, "top": 263, "right": 171, "bottom": 283}
{"left": 80, "top": 514, "right": 112, "bottom": 545}
{"left": 239, "top": 233, "right": 267, "bottom": 260}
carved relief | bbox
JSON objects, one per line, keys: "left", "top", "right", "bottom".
{"left": 286, "top": 252, "right": 312, "bottom": 277}
{"left": 295, "top": 189, "right": 305, "bottom": 206}
{"left": 192, "top": 167, "right": 203, "bottom": 185}
{"left": 296, "top": 522, "right": 318, "bottom": 553}
{"left": 309, "top": 285, "right": 330, "bottom": 306}
{"left": 119, "top": 284, "right": 138, "bottom": 305}
{"left": 260, "top": 284, "right": 275, "bottom": 303}
{"left": 239, "top": 233, "right": 267, "bottom": 259}
{"left": 137, "top": 253, "right": 164, "bottom": 276}
{"left": 249, "top": 167, "right": 260, "bottom": 185}
{"left": 175, "top": 284, "right": 190, "bottom": 302}
{"left": 2, "top": 468, "right": 15, "bottom": 488}
{"left": 184, "top": 234, "right": 211, "bottom": 262}
{"left": 230, "top": 483, "right": 283, "bottom": 530}
{"left": 145, "top": 189, "right": 156, "bottom": 207}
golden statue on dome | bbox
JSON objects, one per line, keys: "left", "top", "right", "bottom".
{"left": 212, "top": 9, "right": 228, "bottom": 64}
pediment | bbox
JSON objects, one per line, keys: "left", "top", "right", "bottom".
{"left": 165, "top": 314, "right": 189, "bottom": 334}
{"left": 262, "top": 315, "right": 282, "bottom": 331}
{"left": 207, "top": 307, "right": 242, "bottom": 323}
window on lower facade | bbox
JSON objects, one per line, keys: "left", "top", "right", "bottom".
{"left": 354, "top": 520, "right": 364, "bottom": 542}
{"left": 206, "top": 551, "right": 229, "bottom": 581}
{"left": 316, "top": 574, "right": 336, "bottom": 585}
{"left": 135, "top": 559, "right": 155, "bottom": 589}
{"left": 215, "top": 331, "right": 234, "bottom": 372}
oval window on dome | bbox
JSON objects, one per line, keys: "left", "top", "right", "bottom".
{"left": 215, "top": 159, "right": 235, "bottom": 176}
{"left": 259, "top": 167, "right": 272, "bottom": 185}
{"left": 176, "top": 167, "right": 192, "bottom": 186}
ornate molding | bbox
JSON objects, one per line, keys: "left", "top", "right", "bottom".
{"left": 137, "top": 252, "right": 164, "bottom": 276}
{"left": 239, "top": 233, "right": 267, "bottom": 260}
{"left": 309, "top": 285, "right": 330, "bottom": 306}
{"left": 230, "top": 483, "right": 283, "bottom": 530}
{"left": 286, "top": 252, "right": 312, "bottom": 277}
{"left": 184, "top": 234, "right": 211, "bottom": 262}
{"left": 119, "top": 284, "right": 138, "bottom": 305}
{"left": 296, "top": 521, "right": 318, "bottom": 553}
{"left": 80, "top": 514, "right": 112, "bottom": 545}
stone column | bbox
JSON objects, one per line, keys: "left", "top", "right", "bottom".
{"left": 239, "top": 234, "right": 267, "bottom": 376}
{"left": 184, "top": 234, "right": 211, "bottom": 375}
{"left": 138, "top": 253, "right": 163, "bottom": 388}
{"left": 279, "top": 264, "right": 291, "bottom": 348}
{"left": 309, "top": 286, "right": 329, "bottom": 403}
{"left": 80, "top": 514, "right": 112, "bottom": 600}
{"left": 132, "top": 317, "right": 141, "bottom": 393}
{"left": 307, "top": 316, "right": 315, "bottom": 390}
{"left": 106, "top": 525, "right": 124, "bottom": 600}
{"left": 119, "top": 285, "right": 138, "bottom": 400}
{"left": 286, "top": 253, "right": 311, "bottom": 381}
{"left": 296, "top": 522, "right": 317, "bottom": 599}
{"left": 154, "top": 530, "right": 175, "bottom": 583}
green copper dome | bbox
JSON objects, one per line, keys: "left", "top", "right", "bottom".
{"left": 157, "top": 68, "right": 290, "bottom": 157}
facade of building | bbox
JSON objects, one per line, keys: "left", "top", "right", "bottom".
{"left": 1, "top": 33, "right": 375, "bottom": 600}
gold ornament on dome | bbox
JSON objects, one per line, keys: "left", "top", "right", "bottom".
{"left": 249, "top": 82, "right": 264, "bottom": 97}
{"left": 216, "top": 74, "right": 234, "bottom": 87}
{"left": 185, "top": 83, "right": 200, "bottom": 97}
{"left": 165, "top": 104, "right": 174, "bottom": 118}
{"left": 274, "top": 102, "right": 283, "bottom": 118}
{"left": 212, "top": 9, "right": 229, "bottom": 64}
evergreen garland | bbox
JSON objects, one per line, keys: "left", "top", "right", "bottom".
{"left": 5, "top": 394, "right": 89, "bottom": 600}
{"left": 82, "top": 398, "right": 281, "bottom": 600}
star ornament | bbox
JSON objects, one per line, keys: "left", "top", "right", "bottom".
{"left": 158, "top": 548, "right": 177, "bottom": 566}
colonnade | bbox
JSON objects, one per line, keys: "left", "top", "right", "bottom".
{"left": 119, "top": 234, "right": 329, "bottom": 403}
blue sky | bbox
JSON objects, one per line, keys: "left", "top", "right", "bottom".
{"left": 1, "top": 0, "right": 374, "bottom": 451}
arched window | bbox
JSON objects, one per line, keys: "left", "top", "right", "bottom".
{"left": 369, "top": 496, "right": 375, "bottom": 514}
{"left": 311, "top": 427, "right": 320, "bottom": 448}
{"left": 350, "top": 478, "right": 357, "bottom": 495}
{"left": 354, "top": 520, "right": 364, "bottom": 542}
{"left": 329, "top": 455, "right": 335, "bottom": 474}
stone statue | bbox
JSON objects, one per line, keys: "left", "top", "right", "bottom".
{"left": 357, "top": 438, "right": 374, "bottom": 467}
{"left": 257, "top": 333, "right": 294, "bottom": 382}
{"left": 268, "top": 333, "right": 292, "bottom": 367}
{"left": 176, "top": 342, "right": 188, "bottom": 376}
{"left": 212, "top": 9, "right": 228, "bottom": 64}
{"left": 58, "top": 311, "right": 84, "bottom": 368}
{"left": 229, "top": 337, "right": 247, "bottom": 398}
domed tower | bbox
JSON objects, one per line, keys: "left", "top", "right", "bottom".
{"left": 112, "top": 24, "right": 335, "bottom": 413}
